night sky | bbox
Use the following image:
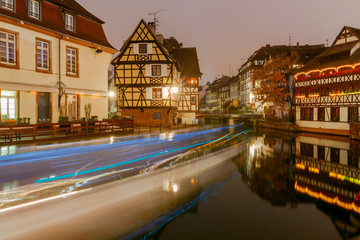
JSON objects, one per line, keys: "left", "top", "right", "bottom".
{"left": 77, "top": 0, "right": 360, "bottom": 84}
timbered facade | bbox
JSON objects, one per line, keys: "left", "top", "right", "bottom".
{"left": 111, "top": 20, "right": 181, "bottom": 126}
{"left": 295, "top": 26, "right": 360, "bottom": 136}
{"left": 167, "top": 46, "right": 202, "bottom": 124}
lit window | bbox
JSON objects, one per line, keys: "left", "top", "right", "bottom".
{"left": 1, "top": 90, "right": 16, "bottom": 120}
{"left": 36, "top": 39, "right": 50, "bottom": 71}
{"left": 139, "top": 44, "right": 147, "bottom": 54}
{"left": 66, "top": 47, "right": 78, "bottom": 76}
{"left": 1, "top": 0, "right": 14, "bottom": 10}
{"left": 28, "top": 0, "right": 40, "bottom": 19}
{"left": 152, "top": 88, "right": 162, "bottom": 99}
{"left": 151, "top": 65, "right": 161, "bottom": 76}
{"left": 65, "top": 13, "right": 75, "bottom": 31}
{"left": 0, "top": 31, "right": 16, "bottom": 65}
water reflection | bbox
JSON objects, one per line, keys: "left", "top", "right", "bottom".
{"left": 295, "top": 133, "right": 360, "bottom": 239}
{"left": 235, "top": 131, "right": 297, "bottom": 207}
{"left": 148, "top": 130, "right": 360, "bottom": 240}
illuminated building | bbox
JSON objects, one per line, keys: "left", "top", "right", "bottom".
{"left": 295, "top": 26, "right": 360, "bottom": 136}
{"left": 163, "top": 38, "right": 202, "bottom": 124}
{"left": 111, "top": 20, "right": 181, "bottom": 126}
{"left": 0, "top": 0, "right": 116, "bottom": 123}
{"left": 239, "top": 44, "right": 326, "bottom": 116}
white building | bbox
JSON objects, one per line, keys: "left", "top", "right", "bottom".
{"left": 0, "top": 0, "right": 116, "bottom": 123}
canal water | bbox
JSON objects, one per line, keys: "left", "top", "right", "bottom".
{"left": 124, "top": 129, "right": 360, "bottom": 240}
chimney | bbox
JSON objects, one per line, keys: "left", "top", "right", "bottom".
{"left": 297, "top": 42, "right": 299, "bottom": 48}
{"left": 266, "top": 44, "right": 271, "bottom": 47}
{"left": 156, "top": 34, "right": 164, "bottom": 44}
{"left": 148, "top": 22, "right": 156, "bottom": 34}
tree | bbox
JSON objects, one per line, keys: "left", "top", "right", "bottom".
{"left": 253, "top": 52, "right": 299, "bottom": 120}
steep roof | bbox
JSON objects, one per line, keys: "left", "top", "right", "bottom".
{"left": 299, "top": 26, "right": 360, "bottom": 73}
{"left": 0, "top": 0, "right": 114, "bottom": 49}
{"left": 47, "top": 0, "right": 104, "bottom": 23}
{"left": 240, "top": 44, "right": 327, "bottom": 71}
{"left": 163, "top": 37, "right": 182, "bottom": 50}
{"left": 216, "top": 76, "right": 231, "bottom": 89}
{"left": 172, "top": 48, "right": 202, "bottom": 78}
{"left": 112, "top": 19, "right": 180, "bottom": 71}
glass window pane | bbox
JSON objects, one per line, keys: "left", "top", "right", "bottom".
{"left": 1, "top": 90, "right": 16, "bottom": 96}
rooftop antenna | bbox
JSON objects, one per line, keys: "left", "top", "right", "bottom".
{"left": 148, "top": 9, "right": 165, "bottom": 34}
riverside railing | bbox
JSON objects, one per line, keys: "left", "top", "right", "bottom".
{"left": 0, "top": 119, "right": 134, "bottom": 144}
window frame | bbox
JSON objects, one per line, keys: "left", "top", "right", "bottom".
{"left": 152, "top": 88, "right": 162, "bottom": 99}
{"left": 28, "top": 0, "right": 41, "bottom": 20}
{"left": 65, "top": 13, "right": 75, "bottom": 32}
{"left": 300, "top": 107, "right": 313, "bottom": 121}
{"left": 318, "top": 107, "right": 325, "bottom": 121}
{"left": 35, "top": 38, "right": 52, "bottom": 74}
{"left": 66, "top": 46, "right": 79, "bottom": 78}
{"left": 1, "top": 0, "right": 15, "bottom": 11}
{"left": 138, "top": 43, "right": 147, "bottom": 55}
{"left": 153, "top": 112, "right": 162, "bottom": 120}
{"left": 0, "top": 90, "right": 17, "bottom": 121}
{"left": 300, "top": 143, "right": 314, "bottom": 158}
{"left": 348, "top": 106, "right": 358, "bottom": 122}
{"left": 317, "top": 146, "right": 325, "bottom": 160}
{"left": 151, "top": 65, "right": 161, "bottom": 77}
{"left": 331, "top": 107, "right": 340, "bottom": 122}
{"left": 0, "top": 28, "right": 19, "bottom": 69}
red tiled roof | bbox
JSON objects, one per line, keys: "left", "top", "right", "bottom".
{"left": 47, "top": 0, "right": 104, "bottom": 23}
{"left": 0, "top": 0, "right": 114, "bottom": 49}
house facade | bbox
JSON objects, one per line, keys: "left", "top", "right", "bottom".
{"left": 239, "top": 44, "right": 326, "bottom": 116}
{"left": 295, "top": 26, "right": 360, "bottom": 136}
{"left": 0, "top": 0, "right": 115, "bottom": 123}
{"left": 163, "top": 38, "right": 202, "bottom": 124}
{"left": 111, "top": 20, "right": 181, "bottom": 126}
{"left": 205, "top": 75, "right": 230, "bottom": 113}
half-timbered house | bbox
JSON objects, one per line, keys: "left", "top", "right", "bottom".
{"left": 111, "top": 20, "right": 181, "bottom": 126}
{"left": 169, "top": 47, "right": 201, "bottom": 124}
{"left": 295, "top": 26, "right": 360, "bottom": 136}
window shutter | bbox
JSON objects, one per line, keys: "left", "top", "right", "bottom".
{"left": 146, "top": 88, "right": 152, "bottom": 99}
{"left": 133, "top": 43, "right": 139, "bottom": 55}
{"left": 145, "top": 65, "right": 151, "bottom": 76}
{"left": 147, "top": 43, "right": 153, "bottom": 54}
{"left": 161, "top": 64, "right": 167, "bottom": 77}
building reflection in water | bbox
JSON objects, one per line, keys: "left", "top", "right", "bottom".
{"left": 295, "top": 133, "right": 360, "bottom": 239}
{"left": 234, "top": 130, "right": 360, "bottom": 239}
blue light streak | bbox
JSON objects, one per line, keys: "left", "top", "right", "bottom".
{"left": 35, "top": 129, "right": 251, "bottom": 183}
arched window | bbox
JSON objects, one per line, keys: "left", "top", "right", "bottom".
{"left": 153, "top": 112, "right": 162, "bottom": 120}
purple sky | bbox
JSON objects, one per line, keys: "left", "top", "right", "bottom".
{"left": 77, "top": 0, "right": 360, "bottom": 84}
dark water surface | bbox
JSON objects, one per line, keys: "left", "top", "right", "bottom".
{"left": 128, "top": 129, "right": 360, "bottom": 240}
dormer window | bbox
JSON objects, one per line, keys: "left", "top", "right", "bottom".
{"left": 28, "top": 0, "right": 40, "bottom": 19}
{"left": 1, "top": 0, "right": 14, "bottom": 11}
{"left": 65, "top": 13, "right": 75, "bottom": 31}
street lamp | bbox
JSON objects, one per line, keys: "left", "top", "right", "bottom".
{"left": 171, "top": 87, "right": 178, "bottom": 94}
{"left": 108, "top": 91, "right": 115, "bottom": 98}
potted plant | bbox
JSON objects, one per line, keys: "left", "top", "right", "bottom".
{"left": 4, "top": 119, "right": 16, "bottom": 125}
